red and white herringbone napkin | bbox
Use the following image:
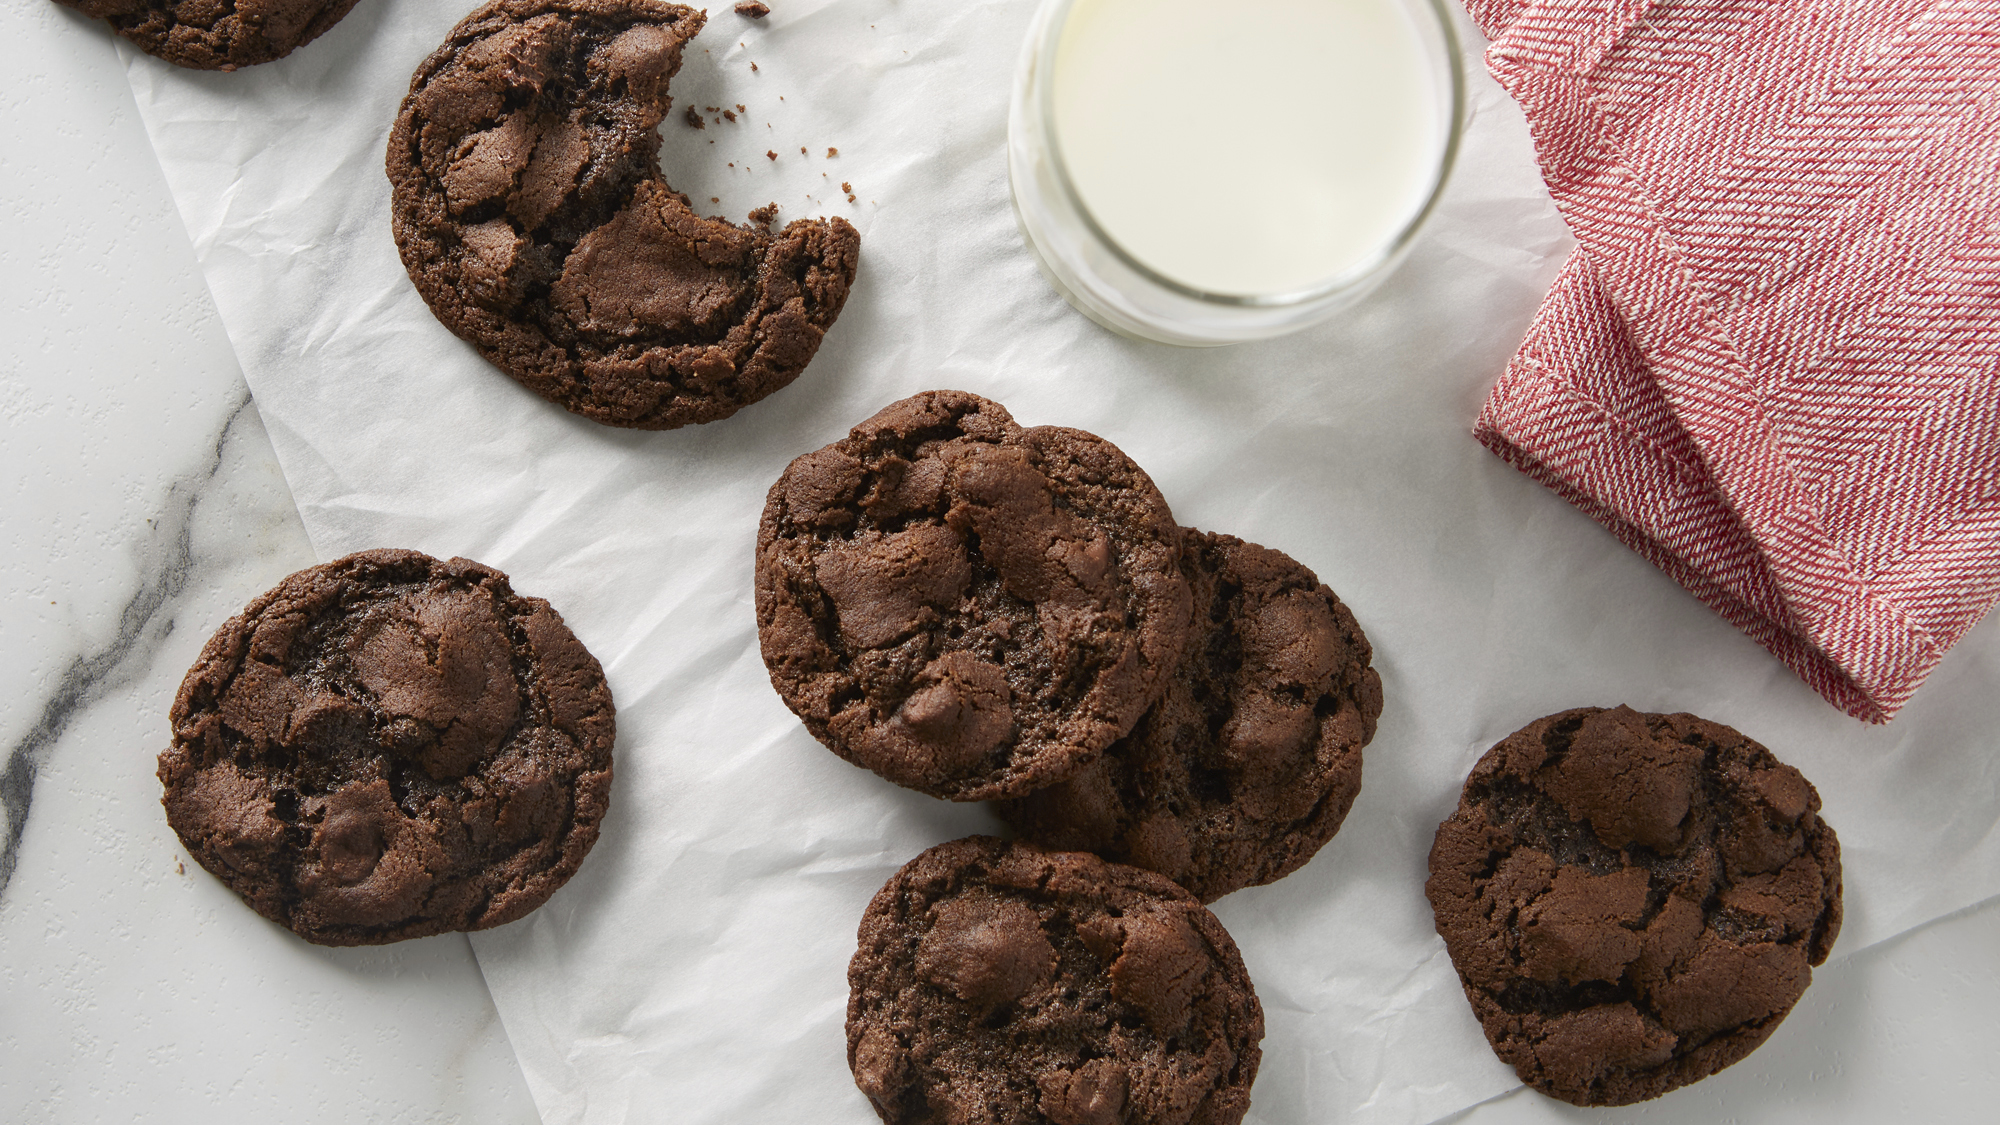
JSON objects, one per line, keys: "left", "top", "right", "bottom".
{"left": 1465, "top": 0, "right": 2000, "bottom": 722}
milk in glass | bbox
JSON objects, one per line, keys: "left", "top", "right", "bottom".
{"left": 1051, "top": 0, "right": 1446, "bottom": 296}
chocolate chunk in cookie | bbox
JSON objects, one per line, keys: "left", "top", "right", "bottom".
{"left": 756, "top": 390, "right": 1192, "bottom": 801}
{"left": 1426, "top": 706, "right": 1842, "bottom": 1106}
{"left": 1000, "top": 530, "right": 1380, "bottom": 901}
{"left": 57, "top": 0, "right": 362, "bottom": 70}
{"left": 387, "top": 0, "right": 860, "bottom": 429}
{"left": 848, "top": 836, "right": 1264, "bottom": 1125}
{"left": 159, "top": 549, "right": 615, "bottom": 946}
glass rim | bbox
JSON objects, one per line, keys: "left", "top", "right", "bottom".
{"left": 1029, "top": 0, "right": 1468, "bottom": 309}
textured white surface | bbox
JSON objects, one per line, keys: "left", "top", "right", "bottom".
{"left": 110, "top": 0, "right": 2000, "bottom": 1123}
{"left": 3, "top": 1, "right": 1996, "bottom": 1123}
{"left": 0, "top": 5, "right": 534, "bottom": 1122}
{"left": 0, "top": 3, "right": 246, "bottom": 770}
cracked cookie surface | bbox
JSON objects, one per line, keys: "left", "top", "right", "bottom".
{"left": 847, "top": 836, "right": 1263, "bottom": 1125}
{"left": 387, "top": 0, "right": 859, "bottom": 429}
{"left": 1426, "top": 706, "right": 1841, "bottom": 1106}
{"left": 756, "top": 390, "right": 1192, "bottom": 801}
{"left": 999, "top": 530, "right": 1380, "bottom": 902}
{"left": 159, "top": 549, "right": 614, "bottom": 946}
{"left": 58, "top": 0, "right": 363, "bottom": 70}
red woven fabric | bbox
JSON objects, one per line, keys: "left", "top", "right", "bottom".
{"left": 1468, "top": 0, "right": 2000, "bottom": 722}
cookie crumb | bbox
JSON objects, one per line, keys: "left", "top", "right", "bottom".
{"left": 827, "top": 147, "right": 838, "bottom": 157}
{"left": 736, "top": 103, "right": 746, "bottom": 113}
{"left": 841, "top": 181, "right": 852, "bottom": 192}
{"left": 723, "top": 109, "right": 737, "bottom": 122}
{"left": 846, "top": 194, "right": 856, "bottom": 203}
{"left": 735, "top": 1, "right": 769, "bottom": 15}
{"left": 800, "top": 146, "right": 808, "bottom": 155}
{"left": 767, "top": 149, "right": 777, "bottom": 160}
{"left": 706, "top": 106, "right": 720, "bottom": 113}
{"left": 750, "top": 61, "right": 758, "bottom": 71}
{"left": 749, "top": 202, "right": 779, "bottom": 224}
{"left": 684, "top": 106, "right": 705, "bottom": 129}
{"left": 174, "top": 858, "right": 185, "bottom": 875}
{"left": 711, "top": 197, "right": 720, "bottom": 203}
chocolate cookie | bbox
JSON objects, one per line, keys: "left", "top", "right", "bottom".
{"left": 756, "top": 390, "right": 1193, "bottom": 801}
{"left": 57, "top": 0, "right": 362, "bottom": 70}
{"left": 159, "top": 549, "right": 615, "bottom": 946}
{"left": 387, "top": 0, "right": 859, "bottom": 429}
{"left": 848, "top": 836, "right": 1264, "bottom": 1125}
{"left": 999, "top": 530, "right": 1380, "bottom": 901}
{"left": 1426, "top": 706, "right": 1842, "bottom": 1106}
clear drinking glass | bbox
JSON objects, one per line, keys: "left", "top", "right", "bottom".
{"left": 1008, "top": 0, "right": 1465, "bottom": 347}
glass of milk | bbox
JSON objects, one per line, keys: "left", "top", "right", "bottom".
{"left": 1009, "top": 0, "right": 1463, "bottom": 346}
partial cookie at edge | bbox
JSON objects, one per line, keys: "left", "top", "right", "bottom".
{"left": 847, "top": 836, "right": 1264, "bottom": 1125}
{"left": 58, "top": 0, "right": 363, "bottom": 70}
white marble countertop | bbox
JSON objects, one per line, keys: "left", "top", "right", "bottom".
{"left": 2, "top": 4, "right": 1995, "bottom": 1123}
{"left": 0, "top": 6, "right": 534, "bottom": 1121}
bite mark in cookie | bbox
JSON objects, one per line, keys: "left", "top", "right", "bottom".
{"left": 387, "top": 0, "right": 859, "bottom": 429}
{"left": 160, "top": 549, "right": 615, "bottom": 945}
{"left": 1425, "top": 706, "right": 1842, "bottom": 1106}
{"left": 755, "top": 390, "right": 1192, "bottom": 801}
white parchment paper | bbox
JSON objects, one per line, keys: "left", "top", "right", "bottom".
{"left": 118, "top": 1, "right": 2000, "bottom": 1122}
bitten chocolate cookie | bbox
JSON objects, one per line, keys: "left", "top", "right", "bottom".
{"left": 57, "top": 0, "right": 361, "bottom": 70}
{"left": 1426, "top": 706, "right": 1842, "bottom": 1106}
{"left": 848, "top": 836, "right": 1264, "bottom": 1125}
{"left": 999, "top": 530, "right": 1380, "bottom": 901}
{"left": 756, "top": 390, "right": 1192, "bottom": 801}
{"left": 387, "top": 0, "right": 859, "bottom": 429}
{"left": 159, "top": 549, "right": 615, "bottom": 946}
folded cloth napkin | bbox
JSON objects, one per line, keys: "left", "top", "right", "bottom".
{"left": 1465, "top": 0, "right": 2000, "bottom": 722}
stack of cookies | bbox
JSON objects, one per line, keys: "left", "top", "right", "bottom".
{"left": 755, "top": 390, "right": 1385, "bottom": 1123}
{"left": 755, "top": 390, "right": 1384, "bottom": 898}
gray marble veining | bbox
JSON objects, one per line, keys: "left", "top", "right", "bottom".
{"left": 0, "top": 394, "right": 254, "bottom": 900}
{"left": 0, "top": 383, "right": 539, "bottom": 1124}
{"left": 2, "top": 6, "right": 539, "bottom": 1120}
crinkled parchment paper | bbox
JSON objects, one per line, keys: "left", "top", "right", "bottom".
{"left": 118, "top": 1, "right": 2000, "bottom": 1122}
